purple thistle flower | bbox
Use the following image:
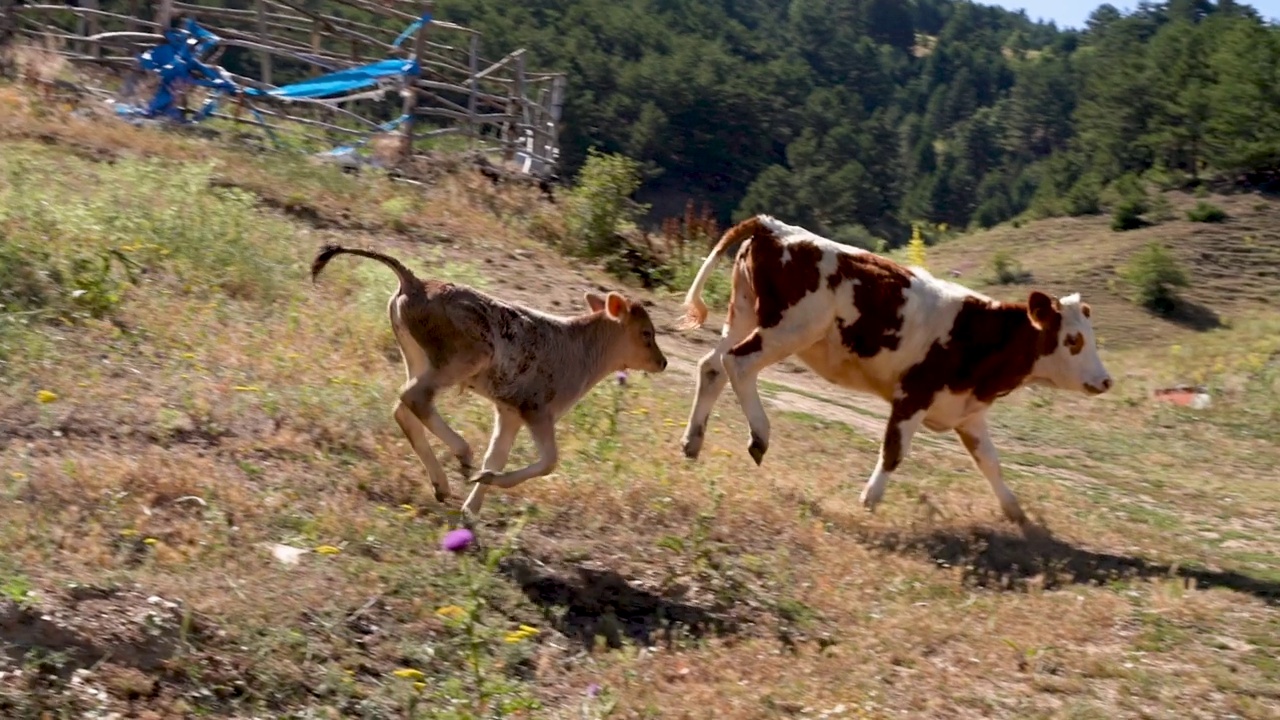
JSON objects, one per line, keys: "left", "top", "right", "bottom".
{"left": 616, "top": 371, "right": 628, "bottom": 386}
{"left": 441, "top": 528, "right": 474, "bottom": 553}
{"left": 586, "top": 683, "right": 602, "bottom": 698}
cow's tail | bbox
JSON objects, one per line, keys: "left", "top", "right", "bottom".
{"left": 677, "top": 216, "right": 762, "bottom": 331}
{"left": 310, "top": 243, "right": 424, "bottom": 295}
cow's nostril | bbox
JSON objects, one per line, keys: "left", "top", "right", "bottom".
{"left": 1102, "top": 377, "right": 1113, "bottom": 391}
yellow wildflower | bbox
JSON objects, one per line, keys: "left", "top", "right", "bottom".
{"left": 414, "top": 682, "right": 426, "bottom": 692}
{"left": 143, "top": 537, "right": 158, "bottom": 546}
{"left": 503, "top": 625, "right": 540, "bottom": 643}
{"left": 36, "top": 390, "right": 58, "bottom": 404}
{"left": 120, "top": 528, "right": 139, "bottom": 538}
{"left": 435, "top": 605, "right": 466, "bottom": 620}
{"left": 233, "top": 385, "right": 261, "bottom": 392}
{"left": 9, "top": 472, "right": 25, "bottom": 480}
{"left": 182, "top": 353, "right": 196, "bottom": 360}
{"left": 392, "top": 668, "right": 425, "bottom": 680}
{"left": 314, "top": 545, "right": 341, "bottom": 555}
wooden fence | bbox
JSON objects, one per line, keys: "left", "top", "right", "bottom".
{"left": 0, "top": 0, "right": 566, "bottom": 176}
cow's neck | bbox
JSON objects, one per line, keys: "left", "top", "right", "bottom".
{"left": 974, "top": 302, "right": 1059, "bottom": 400}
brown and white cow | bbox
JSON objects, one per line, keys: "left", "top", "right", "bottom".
{"left": 677, "top": 215, "right": 1112, "bottom": 524}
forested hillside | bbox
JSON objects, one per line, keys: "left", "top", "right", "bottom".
{"left": 206, "top": 0, "right": 1280, "bottom": 246}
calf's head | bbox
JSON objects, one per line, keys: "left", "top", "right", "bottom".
{"left": 1027, "top": 291, "right": 1112, "bottom": 396}
{"left": 585, "top": 291, "right": 668, "bottom": 374}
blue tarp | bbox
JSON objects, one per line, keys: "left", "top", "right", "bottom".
{"left": 242, "top": 58, "right": 419, "bottom": 100}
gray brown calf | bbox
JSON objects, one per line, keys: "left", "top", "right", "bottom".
{"left": 311, "top": 243, "right": 668, "bottom": 516}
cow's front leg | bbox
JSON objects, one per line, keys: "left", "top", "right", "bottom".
{"left": 859, "top": 404, "right": 925, "bottom": 512}
{"left": 955, "top": 414, "right": 1027, "bottom": 525}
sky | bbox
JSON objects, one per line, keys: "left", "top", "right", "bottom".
{"left": 984, "top": 0, "right": 1280, "bottom": 29}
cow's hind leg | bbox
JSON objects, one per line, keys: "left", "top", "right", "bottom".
{"left": 955, "top": 414, "right": 1027, "bottom": 525}
{"left": 681, "top": 291, "right": 756, "bottom": 460}
{"left": 721, "top": 319, "right": 823, "bottom": 465}
{"left": 859, "top": 403, "right": 926, "bottom": 512}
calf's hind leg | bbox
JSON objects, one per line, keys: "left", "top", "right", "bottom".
{"left": 394, "top": 321, "right": 474, "bottom": 476}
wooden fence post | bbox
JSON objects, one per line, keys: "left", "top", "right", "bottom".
{"left": 256, "top": 0, "right": 272, "bottom": 85}
{"left": 467, "top": 32, "right": 479, "bottom": 139}
{"left": 157, "top": 0, "right": 174, "bottom": 30}
{"left": 399, "top": 1, "right": 431, "bottom": 161}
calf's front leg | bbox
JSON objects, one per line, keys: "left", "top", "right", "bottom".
{"left": 859, "top": 403, "right": 926, "bottom": 512}
{"left": 460, "top": 406, "right": 524, "bottom": 517}
{"left": 468, "top": 411, "right": 558, "bottom": 491}
{"left": 955, "top": 414, "right": 1027, "bottom": 525}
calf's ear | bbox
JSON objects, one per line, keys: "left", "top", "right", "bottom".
{"left": 1027, "top": 290, "right": 1059, "bottom": 331}
{"left": 584, "top": 292, "right": 606, "bottom": 314}
{"left": 605, "top": 292, "right": 629, "bottom": 319}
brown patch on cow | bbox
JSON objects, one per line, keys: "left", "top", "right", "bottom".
{"left": 896, "top": 291, "right": 1063, "bottom": 418}
{"left": 1065, "top": 332, "right": 1085, "bottom": 355}
{"left": 729, "top": 331, "right": 764, "bottom": 358}
{"left": 742, "top": 225, "right": 824, "bottom": 329}
{"left": 1081, "top": 302, "right": 1092, "bottom": 318}
{"left": 826, "top": 253, "right": 914, "bottom": 358}
{"left": 955, "top": 426, "right": 981, "bottom": 454}
{"left": 880, "top": 419, "right": 904, "bottom": 471}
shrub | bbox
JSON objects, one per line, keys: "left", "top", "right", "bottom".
{"left": 1121, "top": 242, "right": 1190, "bottom": 314}
{"left": 563, "top": 148, "right": 649, "bottom": 257}
{"left": 991, "top": 249, "right": 1030, "bottom": 285}
{"left": 1064, "top": 177, "right": 1102, "bottom": 216}
{"left": 1111, "top": 198, "right": 1148, "bottom": 231}
{"left": 1186, "top": 200, "right": 1227, "bottom": 223}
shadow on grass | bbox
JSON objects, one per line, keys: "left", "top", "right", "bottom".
{"left": 866, "top": 522, "right": 1279, "bottom": 606}
{"left": 498, "top": 554, "right": 740, "bottom": 650}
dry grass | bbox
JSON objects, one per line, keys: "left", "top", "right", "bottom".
{"left": 1, "top": 79, "right": 1278, "bottom": 719}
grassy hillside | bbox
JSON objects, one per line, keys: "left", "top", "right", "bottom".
{"left": 2, "top": 81, "right": 1279, "bottom": 720}
{"left": 916, "top": 193, "right": 1280, "bottom": 350}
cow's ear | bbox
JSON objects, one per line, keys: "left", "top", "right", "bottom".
{"left": 584, "top": 292, "right": 606, "bottom": 314}
{"left": 605, "top": 292, "right": 629, "bottom": 319}
{"left": 1027, "top": 291, "right": 1059, "bottom": 331}
{"left": 1081, "top": 302, "right": 1092, "bottom": 319}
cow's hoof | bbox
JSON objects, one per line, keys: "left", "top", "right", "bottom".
{"left": 859, "top": 486, "right": 883, "bottom": 512}
{"left": 457, "top": 456, "right": 474, "bottom": 478}
{"left": 468, "top": 470, "right": 497, "bottom": 486}
{"left": 748, "top": 434, "right": 767, "bottom": 466}
{"left": 434, "top": 488, "right": 451, "bottom": 504}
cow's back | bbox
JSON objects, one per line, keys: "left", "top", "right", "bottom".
{"left": 748, "top": 220, "right": 975, "bottom": 402}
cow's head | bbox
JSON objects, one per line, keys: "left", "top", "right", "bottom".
{"left": 586, "top": 291, "right": 669, "bottom": 374}
{"left": 1027, "top": 291, "right": 1112, "bottom": 396}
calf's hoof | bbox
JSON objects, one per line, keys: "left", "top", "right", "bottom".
{"left": 1003, "top": 503, "right": 1028, "bottom": 526}
{"left": 434, "top": 487, "right": 451, "bottom": 504}
{"left": 681, "top": 429, "right": 704, "bottom": 460}
{"left": 468, "top": 470, "right": 498, "bottom": 486}
{"left": 747, "top": 434, "right": 768, "bottom": 466}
